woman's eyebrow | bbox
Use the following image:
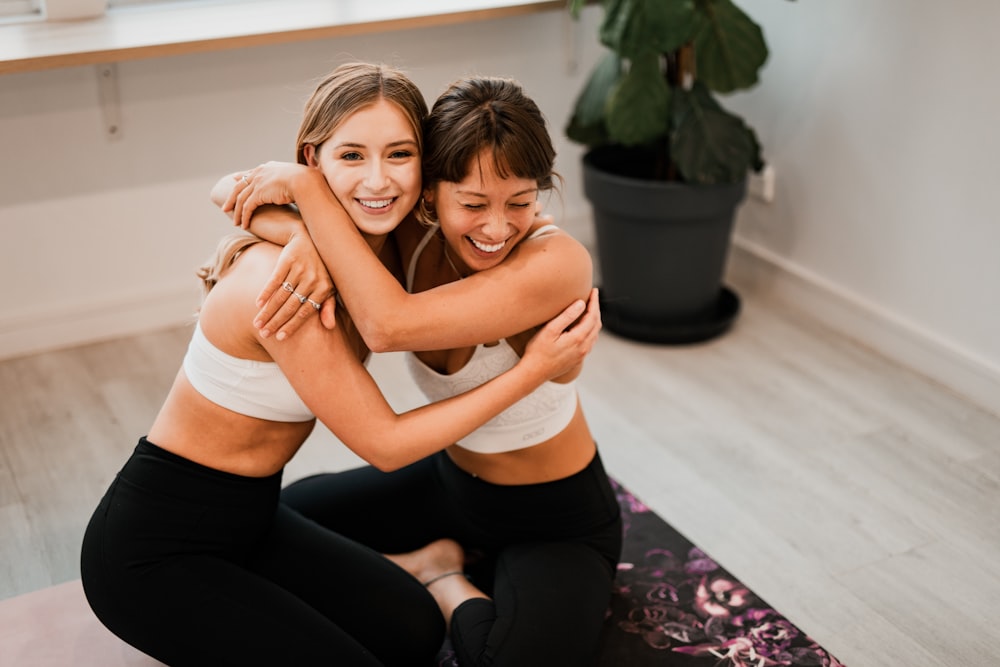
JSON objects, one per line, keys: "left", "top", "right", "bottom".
{"left": 332, "top": 138, "right": 418, "bottom": 149}
{"left": 455, "top": 188, "right": 537, "bottom": 197}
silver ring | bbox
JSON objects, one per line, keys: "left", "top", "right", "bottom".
{"left": 281, "top": 281, "right": 295, "bottom": 293}
{"left": 241, "top": 174, "right": 249, "bottom": 185}
{"left": 294, "top": 292, "right": 308, "bottom": 304}
{"left": 307, "top": 298, "right": 322, "bottom": 311}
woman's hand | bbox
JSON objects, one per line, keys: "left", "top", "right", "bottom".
{"left": 521, "top": 288, "right": 602, "bottom": 381}
{"left": 224, "top": 161, "right": 317, "bottom": 229}
{"left": 255, "top": 231, "right": 338, "bottom": 339}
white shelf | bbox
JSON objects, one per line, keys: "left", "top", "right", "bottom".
{"left": 0, "top": 0, "right": 562, "bottom": 75}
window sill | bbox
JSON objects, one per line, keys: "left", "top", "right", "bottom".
{"left": 0, "top": 0, "right": 562, "bottom": 75}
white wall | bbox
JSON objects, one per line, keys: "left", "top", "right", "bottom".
{"left": 1, "top": 2, "right": 998, "bottom": 416}
{"left": 728, "top": 0, "right": 1000, "bottom": 415}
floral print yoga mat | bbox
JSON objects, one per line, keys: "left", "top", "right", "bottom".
{"left": 438, "top": 479, "right": 845, "bottom": 667}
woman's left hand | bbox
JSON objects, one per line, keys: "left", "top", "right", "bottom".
{"left": 224, "top": 161, "right": 313, "bottom": 229}
{"left": 521, "top": 288, "right": 602, "bottom": 381}
{"left": 256, "top": 231, "right": 338, "bottom": 339}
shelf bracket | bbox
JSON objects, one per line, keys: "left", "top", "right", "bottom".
{"left": 95, "top": 63, "right": 122, "bottom": 140}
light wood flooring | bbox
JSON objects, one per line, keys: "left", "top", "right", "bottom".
{"left": 1, "top": 293, "right": 998, "bottom": 666}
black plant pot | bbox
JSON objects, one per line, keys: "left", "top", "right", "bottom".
{"left": 583, "top": 146, "right": 745, "bottom": 344}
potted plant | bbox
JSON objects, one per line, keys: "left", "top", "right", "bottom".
{"left": 567, "top": 0, "right": 786, "bottom": 343}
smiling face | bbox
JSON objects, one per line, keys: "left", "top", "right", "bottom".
{"left": 304, "top": 98, "right": 421, "bottom": 239}
{"left": 428, "top": 149, "right": 539, "bottom": 274}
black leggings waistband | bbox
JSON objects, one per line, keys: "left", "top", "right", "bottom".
{"left": 433, "top": 449, "right": 622, "bottom": 564}
{"left": 121, "top": 437, "right": 283, "bottom": 509}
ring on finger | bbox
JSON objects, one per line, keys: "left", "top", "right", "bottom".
{"left": 281, "top": 281, "right": 295, "bottom": 293}
{"left": 241, "top": 174, "right": 249, "bottom": 185}
{"left": 293, "top": 291, "right": 308, "bottom": 304}
{"left": 307, "top": 298, "right": 322, "bottom": 311}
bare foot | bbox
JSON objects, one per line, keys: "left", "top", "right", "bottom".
{"left": 386, "top": 538, "right": 489, "bottom": 628}
{"left": 386, "top": 538, "right": 464, "bottom": 585}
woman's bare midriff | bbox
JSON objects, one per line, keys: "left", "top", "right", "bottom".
{"left": 445, "top": 403, "right": 596, "bottom": 485}
{"left": 146, "top": 369, "right": 315, "bottom": 478}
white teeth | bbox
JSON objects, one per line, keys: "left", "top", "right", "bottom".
{"left": 359, "top": 199, "right": 392, "bottom": 209}
{"left": 470, "top": 238, "right": 506, "bottom": 253}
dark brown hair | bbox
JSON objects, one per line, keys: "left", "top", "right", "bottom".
{"left": 421, "top": 77, "right": 556, "bottom": 192}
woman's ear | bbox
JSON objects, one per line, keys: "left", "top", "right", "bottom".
{"left": 303, "top": 143, "right": 320, "bottom": 167}
{"left": 417, "top": 190, "right": 437, "bottom": 223}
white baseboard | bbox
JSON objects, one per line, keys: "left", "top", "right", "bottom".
{"left": 728, "top": 236, "right": 1000, "bottom": 418}
{"left": 0, "top": 285, "right": 200, "bottom": 362}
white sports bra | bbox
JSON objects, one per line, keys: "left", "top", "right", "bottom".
{"left": 404, "top": 223, "right": 578, "bottom": 453}
{"left": 182, "top": 322, "right": 314, "bottom": 422}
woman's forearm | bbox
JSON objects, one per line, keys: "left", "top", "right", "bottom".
{"left": 295, "top": 178, "right": 592, "bottom": 352}
{"left": 312, "top": 295, "right": 594, "bottom": 472}
{"left": 212, "top": 172, "right": 308, "bottom": 246}
{"left": 293, "top": 178, "right": 414, "bottom": 347}
{"left": 242, "top": 206, "right": 308, "bottom": 246}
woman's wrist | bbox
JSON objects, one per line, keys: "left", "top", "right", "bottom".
{"left": 283, "top": 222, "right": 310, "bottom": 246}
{"left": 514, "top": 354, "right": 547, "bottom": 389}
{"left": 292, "top": 166, "right": 327, "bottom": 200}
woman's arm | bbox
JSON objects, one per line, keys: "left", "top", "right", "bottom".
{"left": 286, "top": 296, "right": 595, "bottom": 471}
{"left": 232, "top": 162, "right": 594, "bottom": 353}
{"left": 212, "top": 171, "right": 309, "bottom": 245}
{"left": 213, "top": 171, "right": 337, "bottom": 335}
{"left": 244, "top": 260, "right": 602, "bottom": 471}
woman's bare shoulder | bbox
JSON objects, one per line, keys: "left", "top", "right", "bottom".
{"left": 516, "top": 225, "right": 593, "bottom": 276}
{"left": 198, "top": 241, "right": 283, "bottom": 355}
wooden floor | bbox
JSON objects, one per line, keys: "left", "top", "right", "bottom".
{"left": 1, "top": 292, "right": 998, "bottom": 666}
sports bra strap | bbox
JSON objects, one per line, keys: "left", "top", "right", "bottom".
{"left": 527, "top": 223, "right": 560, "bottom": 239}
{"left": 406, "top": 223, "right": 440, "bottom": 292}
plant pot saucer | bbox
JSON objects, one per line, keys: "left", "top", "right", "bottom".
{"left": 598, "top": 286, "right": 741, "bottom": 345}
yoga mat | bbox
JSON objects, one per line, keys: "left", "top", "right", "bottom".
{"left": 437, "top": 479, "right": 845, "bottom": 666}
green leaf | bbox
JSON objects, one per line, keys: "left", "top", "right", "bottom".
{"left": 693, "top": 0, "right": 768, "bottom": 93}
{"left": 573, "top": 52, "right": 622, "bottom": 128}
{"left": 606, "top": 52, "right": 671, "bottom": 146}
{"left": 566, "top": 119, "right": 611, "bottom": 147}
{"left": 565, "top": 52, "right": 623, "bottom": 146}
{"left": 671, "top": 82, "right": 761, "bottom": 183}
{"left": 601, "top": 0, "right": 700, "bottom": 59}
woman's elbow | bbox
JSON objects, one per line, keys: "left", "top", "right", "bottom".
{"left": 209, "top": 173, "right": 239, "bottom": 208}
{"left": 343, "top": 435, "right": 409, "bottom": 471}
{"left": 356, "top": 319, "right": 405, "bottom": 354}
{"left": 364, "top": 451, "right": 407, "bottom": 473}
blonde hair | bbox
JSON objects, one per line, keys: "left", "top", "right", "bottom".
{"left": 199, "top": 62, "right": 427, "bottom": 291}
{"left": 196, "top": 233, "right": 262, "bottom": 296}
{"left": 295, "top": 62, "right": 427, "bottom": 165}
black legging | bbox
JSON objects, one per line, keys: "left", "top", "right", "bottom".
{"left": 80, "top": 438, "right": 444, "bottom": 667}
{"left": 281, "top": 449, "right": 623, "bottom": 667}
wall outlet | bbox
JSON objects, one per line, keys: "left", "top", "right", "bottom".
{"left": 748, "top": 164, "right": 775, "bottom": 203}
